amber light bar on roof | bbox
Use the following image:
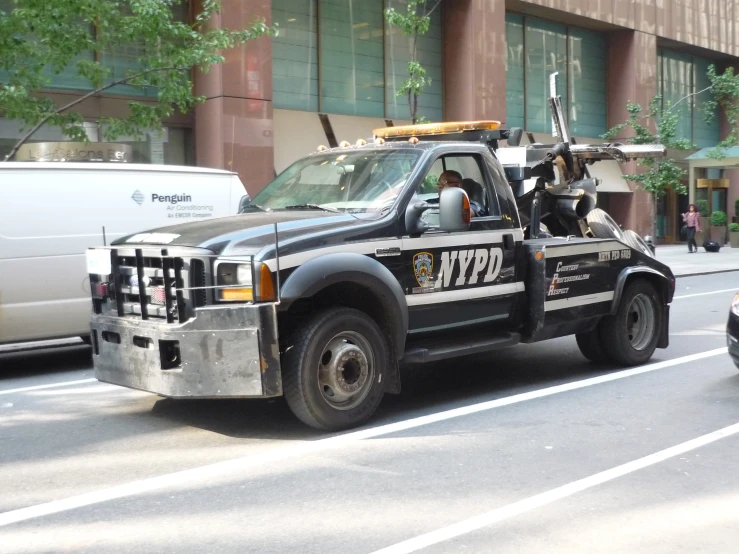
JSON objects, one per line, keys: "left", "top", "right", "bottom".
{"left": 373, "top": 120, "right": 502, "bottom": 139}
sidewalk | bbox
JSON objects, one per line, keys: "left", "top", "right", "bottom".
{"left": 655, "top": 244, "right": 739, "bottom": 277}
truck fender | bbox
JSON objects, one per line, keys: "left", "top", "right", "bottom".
{"left": 611, "top": 266, "right": 672, "bottom": 349}
{"left": 610, "top": 266, "right": 671, "bottom": 313}
{"left": 279, "top": 252, "right": 409, "bottom": 359}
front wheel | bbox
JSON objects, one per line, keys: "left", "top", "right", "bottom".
{"left": 282, "top": 308, "right": 388, "bottom": 431}
{"left": 600, "top": 280, "right": 662, "bottom": 366}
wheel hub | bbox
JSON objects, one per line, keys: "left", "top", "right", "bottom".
{"left": 626, "top": 293, "right": 655, "bottom": 351}
{"left": 318, "top": 334, "right": 373, "bottom": 408}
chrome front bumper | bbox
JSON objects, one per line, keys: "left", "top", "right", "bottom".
{"left": 91, "top": 303, "right": 281, "bottom": 398}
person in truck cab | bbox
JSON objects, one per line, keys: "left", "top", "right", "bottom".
{"left": 437, "top": 170, "right": 486, "bottom": 217}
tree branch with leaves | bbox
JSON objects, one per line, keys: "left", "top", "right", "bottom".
{"left": 384, "top": 0, "right": 440, "bottom": 124}
{"left": 703, "top": 64, "right": 739, "bottom": 159}
{"left": 0, "top": 0, "right": 276, "bottom": 161}
{"left": 602, "top": 95, "right": 693, "bottom": 238}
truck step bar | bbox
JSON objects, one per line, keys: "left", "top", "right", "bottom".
{"left": 402, "top": 332, "right": 521, "bottom": 364}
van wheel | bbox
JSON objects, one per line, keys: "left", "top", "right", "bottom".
{"left": 282, "top": 308, "right": 387, "bottom": 431}
{"left": 575, "top": 326, "right": 609, "bottom": 363}
{"left": 600, "top": 280, "right": 661, "bottom": 366}
{"left": 587, "top": 208, "right": 624, "bottom": 240}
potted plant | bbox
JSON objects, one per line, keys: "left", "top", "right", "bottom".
{"left": 730, "top": 223, "right": 739, "bottom": 248}
{"left": 711, "top": 210, "right": 727, "bottom": 245}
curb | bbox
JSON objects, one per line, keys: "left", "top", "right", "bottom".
{"left": 0, "top": 338, "right": 87, "bottom": 354}
{"left": 673, "top": 268, "right": 739, "bottom": 278}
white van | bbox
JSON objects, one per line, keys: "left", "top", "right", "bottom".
{"left": 0, "top": 162, "right": 248, "bottom": 345}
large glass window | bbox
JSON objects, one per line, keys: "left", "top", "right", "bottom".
{"left": 272, "top": 0, "right": 319, "bottom": 111}
{"left": 505, "top": 13, "right": 607, "bottom": 138}
{"left": 568, "top": 28, "right": 606, "bottom": 138}
{"left": 658, "top": 49, "right": 721, "bottom": 148}
{"left": 272, "top": 0, "right": 443, "bottom": 121}
{"left": 385, "top": 0, "right": 443, "bottom": 122}
{"left": 319, "top": 0, "right": 384, "bottom": 117}
{"left": 505, "top": 14, "right": 525, "bottom": 130}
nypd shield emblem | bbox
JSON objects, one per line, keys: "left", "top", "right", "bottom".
{"left": 413, "top": 252, "right": 434, "bottom": 287}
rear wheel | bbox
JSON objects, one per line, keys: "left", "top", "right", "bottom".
{"left": 600, "top": 280, "right": 661, "bottom": 366}
{"left": 622, "top": 230, "right": 654, "bottom": 257}
{"left": 282, "top": 307, "right": 388, "bottom": 431}
{"left": 587, "top": 208, "right": 624, "bottom": 240}
{"left": 576, "top": 326, "right": 609, "bottom": 363}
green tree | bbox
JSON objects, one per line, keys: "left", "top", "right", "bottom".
{"left": 602, "top": 94, "right": 693, "bottom": 238}
{"left": 703, "top": 65, "right": 739, "bottom": 159}
{"left": 384, "top": 0, "right": 440, "bottom": 124}
{"left": 0, "top": 0, "right": 275, "bottom": 161}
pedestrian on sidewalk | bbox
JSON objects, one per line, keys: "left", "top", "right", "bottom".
{"left": 682, "top": 204, "right": 702, "bottom": 253}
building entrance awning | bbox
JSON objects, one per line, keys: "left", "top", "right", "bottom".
{"left": 686, "top": 146, "right": 739, "bottom": 168}
{"left": 686, "top": 146, "right": 739, "bottom": 203}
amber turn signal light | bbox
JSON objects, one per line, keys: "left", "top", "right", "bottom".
{"left": 258, "top": 263, "right": 276, "bottom": 302}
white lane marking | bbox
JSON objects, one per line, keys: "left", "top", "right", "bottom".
{"left": 0, "top": 379, "right": 98, "bottom": 396}
{"left": 369, "top": 421, "right": 739, "bottom": 554}
{"left": 0, "top": 347, "right": 726, "bottom": 527}
{"left": 406, "top": 283, "right": 524, "bottom": 306}
{"left": 674, "top": 288, "right": 737, "bottom": 300}
{"left": 544, "top": 291, "right": 614, "bottom": 312}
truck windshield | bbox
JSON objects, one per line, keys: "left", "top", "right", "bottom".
{"left": 249, "top": 149, "right": 422, "bottom": 214}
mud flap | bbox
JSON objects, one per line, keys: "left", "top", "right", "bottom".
{"left": 658, "top": 305, "right": 670, "bottom": 349}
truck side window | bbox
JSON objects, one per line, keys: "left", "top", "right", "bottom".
{"left": 418, "top": 154, "right": 500, "bottom": 219}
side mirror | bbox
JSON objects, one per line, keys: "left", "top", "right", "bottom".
{"left": 439, "top": 187, "right": 471, "bottom": 232}
{"left": 238, "top": 195, "right": 251, "bottom": 213}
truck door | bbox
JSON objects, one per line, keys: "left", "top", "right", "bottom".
{"left": 401, "top": 151, "right": 523, "bottom": 335}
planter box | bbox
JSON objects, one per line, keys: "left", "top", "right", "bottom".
{"left": 711, "top": 225, "right": 727, "bottom": 246}
{"left": 731, "top": 231, "right": 739, "bottom": 248}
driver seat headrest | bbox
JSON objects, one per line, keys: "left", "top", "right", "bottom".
{"left": 461, "top": 178, "right": 485, "bottom": 206}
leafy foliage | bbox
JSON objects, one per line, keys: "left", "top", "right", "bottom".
{"left": 420, "top": 173, "right": 438, "bottom": 193}
{"left": 602, "top": 95, "right": 693, "bottom": 198}
{"left": 710, "top": 210, "right": 727, "bottom": 226}
{"left": 735, "top": 198, "right": 739, "bottom": 218}
{"left": 0, "top": 0, "right": 275, "bottom": 160}
{"left": 696, "top": 199, "right": 709, "bottom": 217}
{"left": 384, "top": 0, "right": 440, "bottom": 124}
{"left": 729, "top": 222, "right": 739, "bottom": 232}
{"left": 703, "top": 65, "right": 739, "bottom": 159}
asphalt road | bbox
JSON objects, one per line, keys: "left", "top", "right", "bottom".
{"left": 1, "top": 272, "right": 738, "bottom": 553}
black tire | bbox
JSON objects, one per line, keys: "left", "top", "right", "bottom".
{"left": 282, "top": 307, "right": 388, "bottom": 431}
{"left": 622, "top": 230, "right": 654, "bottom": 257}
{"left": 600, "top": 280, "right": 661, "bottom": 366}
{"left": 575, "top": 326, "right": 609, "bottom": 363}
{"left": 587, "top": 208, "right": 624, "bottom": 240}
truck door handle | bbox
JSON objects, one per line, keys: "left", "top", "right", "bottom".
{"left": 503, "top": 233, "right": 515, "bottom": 250}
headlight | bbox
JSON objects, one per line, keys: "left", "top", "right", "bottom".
{"left": 732, "top": 293, "right": 739, "bottom": 316}
{"left": 216, "top": 262, "right": 253, "bottom": 302}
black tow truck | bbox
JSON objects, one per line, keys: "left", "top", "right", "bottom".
{"left": 86, "top": 97, "right": 675, "bottom": 430}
